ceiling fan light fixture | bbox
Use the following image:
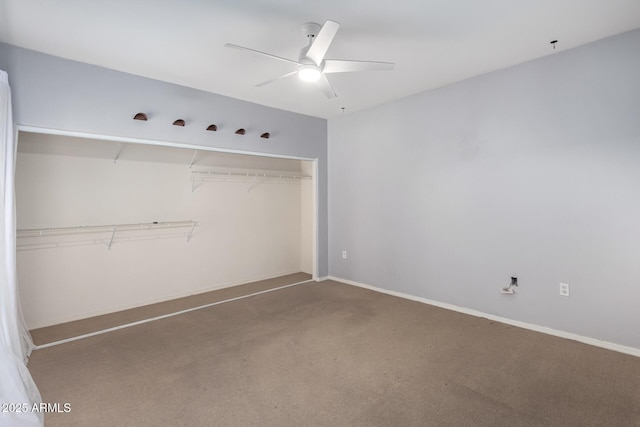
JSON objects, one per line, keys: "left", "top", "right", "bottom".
{"left": 225, "top": 19, "right": 394, "bottom": 98}
{"left": 298, "top": 64, "right": 321, "bottom": 82}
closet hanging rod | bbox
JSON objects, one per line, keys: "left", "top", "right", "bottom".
{"left": 17, "top": 220, "right": 199, "bottom": 239}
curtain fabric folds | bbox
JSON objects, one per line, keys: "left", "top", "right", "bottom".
{"left": 0, "top": 70, "right": 43, "bottom": 427}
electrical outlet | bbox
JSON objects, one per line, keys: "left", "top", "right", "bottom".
{"left": 342, "top": 250, "right": 347, "bottom": 259}
{"left": 559, "top": 283, "right": 570, "bottom": 297}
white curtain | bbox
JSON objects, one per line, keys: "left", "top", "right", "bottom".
{"left": 0, "top": 70, "right": 43, "bottom": 427}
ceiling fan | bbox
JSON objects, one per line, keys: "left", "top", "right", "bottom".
{"left": 225, "top": 20, "right": 394, "bottom": 99}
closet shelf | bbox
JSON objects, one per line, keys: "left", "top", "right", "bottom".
{"left": 191, "top": 169, "right": 311, "bottom": 192}
{"left": 17, "top": 220, "right": 198, "bottom": 250}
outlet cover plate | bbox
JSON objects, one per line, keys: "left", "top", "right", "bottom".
{"left": 559, "top": 282, "right": 570, "bottom": 297}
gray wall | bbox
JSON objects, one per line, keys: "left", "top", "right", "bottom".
{"left": 0, "top": 43, "right": 328, "bottom": 277}
{"left": 328, "top": 29, "right": 640, "bottom": 349}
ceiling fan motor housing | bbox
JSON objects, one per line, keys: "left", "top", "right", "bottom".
{"left": 300, "top": 22, "right": 322, "bottom": 62}
{"left": 301, "top": 22, "right": 321, "bottom": 40}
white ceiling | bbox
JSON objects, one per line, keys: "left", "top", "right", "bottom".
{"left": 1, "top": 1, "right": 640, "bottom": 119}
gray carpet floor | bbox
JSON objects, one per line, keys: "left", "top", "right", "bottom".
{"left": 30, "top": 272, "right": 312, "bottom": 346}
{"left": 27, "top": 280, "right": 640, "bottom": 426}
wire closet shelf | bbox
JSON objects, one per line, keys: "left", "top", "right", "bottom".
{"left": 190, "top": 169, "right": 311, "bottom": 192}
{"left": 16, "top": 220, "right": 199, "bottom": 251}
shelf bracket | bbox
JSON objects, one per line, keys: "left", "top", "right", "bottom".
{"left": 114, "top": 143, "right": 125, "bottom": 164}
{"left": 189, "top": 150, "right": 198, "bottom": 169}
{"left": 187, "top": 221, "right": 197, "bottom": 242}
{"left": 107, "top": 225, "right": 117, "bottom": 250}
{"left": 247, "top": 174, "right": 262, "bottom": 193}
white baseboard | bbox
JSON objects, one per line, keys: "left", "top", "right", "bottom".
{"left": 326, "top": 276, "right": 640, "bottom": 358}
{"left": 315, "top": 275, "right": 330, "bottom": 282}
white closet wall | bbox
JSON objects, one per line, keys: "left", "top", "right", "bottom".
{"left": 300, "top": 161, "right": 314, "bottom": 275}
{"left": 16, "top": 134, "right": 312, "bottom": 329}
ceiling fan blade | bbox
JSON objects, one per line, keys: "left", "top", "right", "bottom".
{"left": 305, "top": 20, "right": 340, "bottom": 66}
{"left": 314, "top": 74, "right": 337, "bottom": 99}
{"left": 256, "top": 70, "right": 298, "bottom": 87}
{"left": 323, "top": 59, "right": 395, "bottom": 74}
{"left": 225, "top": 43, "right": 300, "bottom": 66}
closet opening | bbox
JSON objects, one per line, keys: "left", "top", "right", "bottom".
{"left": 15, "top": 129, "right": 317, "bottom": 344}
